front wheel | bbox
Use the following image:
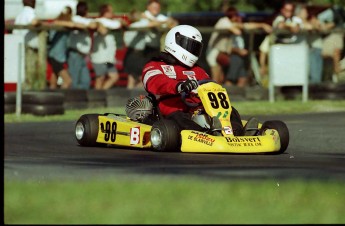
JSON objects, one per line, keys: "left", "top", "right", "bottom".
{"left": 75, "top": 114, "right": 101, "bottom": 146}
{"left": 150, "top": 119, "right": 181, "bottom": 152}
{"left": 260, "top": 120, "right": 289, "bottom": 154}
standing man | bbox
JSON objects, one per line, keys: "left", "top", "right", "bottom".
{"left": 47, "top": 6, "right": 74, "bottom": 90}
{"left": 67, "top": 1, "right": 97, "bottom": 90}
{"left": 142, "top": 0, "right": 178, "bottom": 62}
{"left": 258, "top": 1, "right": 303, "bottom": 83}
{"left": 13, "top": 0, "right": 42, "bottom": 90}
{"left": 90, "top": 4, "right": 126, "bottom": 90}
{"left": 272, "top": 1, "right": 303, "bottom": 44}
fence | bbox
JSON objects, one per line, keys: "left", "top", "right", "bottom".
{"left": 4, "top": 23, "right": 345, "bottom": 92}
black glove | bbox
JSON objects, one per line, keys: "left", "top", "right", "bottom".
{"left": 176, "top": 79, "right": 198, "bottom": 93}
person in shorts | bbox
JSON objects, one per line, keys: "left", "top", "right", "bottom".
{"left": 47, "top": 6, "right": 75, "bottom": 89}
{"left": 90, "top": 4, "right": 126, "bottom": 89}
{"left": 92, "top": 63, "right": 119, "bottom": 89}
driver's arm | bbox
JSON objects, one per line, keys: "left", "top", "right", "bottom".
{"left": 142, "top": 63, "right": 180, "bottom": 95}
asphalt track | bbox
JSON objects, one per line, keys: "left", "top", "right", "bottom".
{"left": 4, "top": 112, "right": 345, "bottom": 181}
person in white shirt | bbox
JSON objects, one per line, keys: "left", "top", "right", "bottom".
{"left": 90, "top": 4, "right": 126, "bottom": 90}
{"left": 13, "top": 0, "right": 41, "bottom": 90}
{"left": 258, "top": 1, "right": 303, "bottom": 84}
{"left": 272, "top": 2, "right": 303, "bottom": 44}
{"left": 141, "top": 0, "right": 178, "bottom": 62}
{"left": 67, "top": 1, "right": 97, "bottom": 90}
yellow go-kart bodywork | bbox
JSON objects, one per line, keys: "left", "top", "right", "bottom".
{"left": 75, "top": 81, "right": 288, "bottom": 154}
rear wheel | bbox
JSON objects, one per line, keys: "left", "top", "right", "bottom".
{"left": 260, "top": 120, "right": 289, "bottom": 154}
{"left": 150, "top": 119, "right": 181, "bottom": 152}
{"left": 75, "top": 114, "right": 101, "bottom": 146}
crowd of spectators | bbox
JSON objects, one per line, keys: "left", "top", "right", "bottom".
{"left": 208, "top": 1, "right": 344, "bottom": 88}
{"left": 257, "top": 1, "right": 344, "bottom": 86}
{"left": 11, "top": 0, "right": 345, "bottom": 91}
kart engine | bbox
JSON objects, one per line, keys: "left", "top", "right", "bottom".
{"left": 125, "top": 95, "right": 153, "bottom": 122}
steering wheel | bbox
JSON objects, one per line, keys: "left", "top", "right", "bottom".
{"left": 181, "top": 79, "right": 216, "bottom": 108}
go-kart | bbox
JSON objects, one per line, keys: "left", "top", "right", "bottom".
{"left": 75, "top": 80, "right": 289, "bottom": 154}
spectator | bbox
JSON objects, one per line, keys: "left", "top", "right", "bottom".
{"left": 141, "top": 0, "right": 178, "bottom": 62}
{"left": 272, "top": 1, "right": 303, "bottom": 44}
{"left": 90, "top": 4, "right": 126, "bottom": 90}
{"left": 123, "top": 10, "right": 147, "bottom": 90}
{"left": 319, "top": 6, "right": 344, "bottom": 83}
{"left": 67, "top": 1, "right": 97, "bottom": 90}
{"left": 13, "top": 0, "right": 41, "bottom": 90}
{"left": 206, "top": 7, "right": 242, "bottom": 84}
{"left": 47, "top": 6, "right": 75, "bottom": 90}
{"left": 227, "top": 9, "right": 271, "bottom": 87}
{"left": 322, "top": 33, "right": 344, "bottom": 83}
{"left": 206, "top": 6, "right": 272, "bottom": 86}
{"left": 294, "top": 4, "right": 326, "bottom": 84}
{"left": 258, "top": 1, "right": 303, "bottom": 84}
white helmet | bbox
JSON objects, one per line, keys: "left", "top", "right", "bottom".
{"left": 164, "top": 25, "right": 203, "bottom": 67}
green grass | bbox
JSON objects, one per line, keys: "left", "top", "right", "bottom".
{"left": 5, "top": 100, "right": 345, "bottom": 123}
{"left": 4, "top": 177, "right": 345, "bottom": 224}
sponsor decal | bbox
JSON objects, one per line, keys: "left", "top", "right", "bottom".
{"left": 161, "top": 65, "right": 176, "bottom": 78}
{"left": 165, "top": 46, "right": 176, "bottom": 53}
{"left": 184, "top": 73, "right": 197, "bottom": 82}
{"left": 183, "top": 71, "right": 196, "bottom": 77}
{"left": 270, "top": 130, "right": 279, "bottom": 144}
{"left": 188, "top": 133, "right": 215, "bottom": 146}
{"left": 130, "top": 127, "right": 140, "bottom": 145}
{"left": 223, "top": 126, "right": 233, "bottom": 135}
{"left": 225, "top": 136, "right": 262, "bottom": 147}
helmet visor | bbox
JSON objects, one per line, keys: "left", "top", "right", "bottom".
{"left": 175, "top": 32, "right": 203, "bottom": 57}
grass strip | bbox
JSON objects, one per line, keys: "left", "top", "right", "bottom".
{"left": 4, "top": 177, "right": 345, "bottom": 224}
{"left": 5, "top": 100, "right": 345, "bottom": 123}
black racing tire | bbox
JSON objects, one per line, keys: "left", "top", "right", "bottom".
{"left": 23, "top": 91, "right": 64, "bottom": 105}
{"left": 260, "top": 120, "right": 289, "bottom": 154}
{"left": 64, "top": 101, "right": 89, "bottom": 110}
{"left": 4, "top": 92, "right": 16, "bottom": 104}
{"left": 22, "top": 104, "right": 64, "bottom": 116}
{"left": 5, "top": 104, "right": 16, "bottom": 114}
{"left": 88, "top": 101, "right": 106, "bottom": 108}
{"left": 309, "top": 83, "right": 345, "bottom": 92}
{"left": 87, "top": 90, "right": 106, "bottom": 102}
{"left": 59, "top": 89, "right": 88, "bottom": 102}
{"left": 150, "top": 119, "right": 181, "bottom": 152}
{"left": 310, "top": 91, "right": 345, "bottom": 100}
{"left": 75, "top": 114, "right": 101, "bottom": 146}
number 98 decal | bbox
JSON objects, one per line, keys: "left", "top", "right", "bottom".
{"left": 207, "top": 92, "right": 229, "bottom": 109}
{"left": 101, "top": 121, "right": 117, "bottom": 142}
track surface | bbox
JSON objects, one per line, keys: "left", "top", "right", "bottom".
{"left": 4, "top": 112, "right": 345, "bottom": 181}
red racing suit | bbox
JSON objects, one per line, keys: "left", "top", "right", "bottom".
{"left": 142, "top": 55, "right": 210, "bottom": 116}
